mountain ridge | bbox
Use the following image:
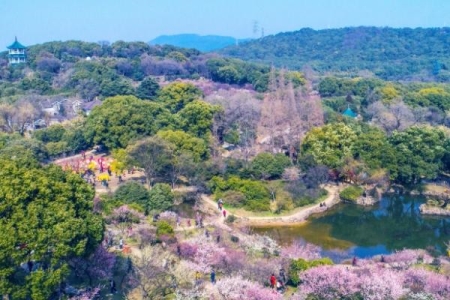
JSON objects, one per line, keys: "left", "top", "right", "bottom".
{"left": 149, "top": 33, "right": 251, "bottom": 52}
{"left": 219, "top": 26, "right": 450, "bottom": 81}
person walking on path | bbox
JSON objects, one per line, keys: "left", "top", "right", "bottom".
{"left": 218, "top": 199, "right": 223, "bottom": 210}
{"left": 210, "top": 269, "right": 216, "bottom": 284}
{"left": 352, "top": 257, "right": 357, "bottom": 266}
{"left": 222, "top": 209, "right": 227, "bottom": 218}
{"left": 270, "top": 273, "right": 277, "bottom": 289}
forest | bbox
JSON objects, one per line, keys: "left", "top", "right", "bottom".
{"left": 1, "top": 35, "right": 450, "bottom": 299}
{"left": 220, "top": 26, "right": 450, "bottom": 81}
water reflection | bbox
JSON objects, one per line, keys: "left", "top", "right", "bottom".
{"left": 252, "top": 195, "right": 450, "bottom": 258}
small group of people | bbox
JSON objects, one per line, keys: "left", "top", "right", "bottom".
{"left": 270, "top": 269, "right": 286, "bottom": 293}
{"left": 319, "top": 202, "right": 327, "bottom": 207}
{"left": 195, "top": 269, "right": 216, "bottom": 286}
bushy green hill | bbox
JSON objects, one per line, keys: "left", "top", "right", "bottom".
{"left": 220, "top": 27, "right": 450, "bottom": 81}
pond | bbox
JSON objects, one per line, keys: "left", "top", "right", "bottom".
{"left": 252, "top": 194, "right": 450, "bottom": 258}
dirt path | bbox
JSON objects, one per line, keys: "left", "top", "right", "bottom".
{"left": 201, "top": 185, "right": 342, "bottom": 225}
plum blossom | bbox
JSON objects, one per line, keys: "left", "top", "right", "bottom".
{"left": 280, "top": 240, "right": 321, "bottom": 260}
{"left": 215, "top": 275, "right": 283, "bottom": 300}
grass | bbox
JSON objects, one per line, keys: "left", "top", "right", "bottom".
{"left": 222, "top": 190, "right": 328, "bottom": 218}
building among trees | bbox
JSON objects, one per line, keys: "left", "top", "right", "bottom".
{"left": 7, "top": 37, "right": 27, "bottom": 64}
{"left": 342, "top": 105, "right": 357, "bottom": 118}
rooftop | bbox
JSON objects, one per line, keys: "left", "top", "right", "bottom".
{"left": 7, "top": 37, "right": 26, "bottom": 50}
{"left": 343, "top": 106, "right": 357, "bottom": 118}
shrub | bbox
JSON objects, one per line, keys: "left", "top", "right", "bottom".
{"left": 114, "top": 181, "right": 149, "bottom": 208}
{"left": 339, "top": 185, "right": 364, "bottom": 202}
{"left": 231, "top": 235, "right": 240, "bottom": 243}
{"left": 222, "top": 190, "right": 246, "bottom": 207}
{"left": 156, "top": 220, "right": 174, "bottom": 236}
{"left": 288, "top": 257, "right": 333, "bottom": 286}
{"left": 226, "top": 215, "right": 237, "bottom": 223}
{"left": 148, "top": 183, "right": 175, "bottom": 213}
{"left": 209, "top": 176, "right": 271, "bottom": 211}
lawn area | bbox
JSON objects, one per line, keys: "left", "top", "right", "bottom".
{"left": 222, "top": 190, "right": 328, "bottom": 218}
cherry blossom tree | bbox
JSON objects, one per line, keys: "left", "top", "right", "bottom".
{"left": 215, "top": 276, "right": 283, "bottom": 300}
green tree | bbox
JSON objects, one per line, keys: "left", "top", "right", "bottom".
{"left": 100, "top": 79, "right": 134, "bottom": 97}
{"left": 148, "top": 183, "right": 175, "bottom": 213}
{"left": 301, "top": 123, "right": 357, "bottom": 169}
{"left": 0, "top": 160, "right": 103, "bottom": 299}
{"left": 127, "top": 136, "right": 172, "bottom": 186}
{"left": 388, "top": 125, "right": 446, "bottom": 183}
{"left": 84, "top": 95, "right": 172, "bottom": 149}
{"left": 249, "top": 152, "right": 291, "bottom": 180}
{"left": 157, "top": 130, "right": 208, "bottom": 161}
{"left": 157, "top": 82, "right": 203, "bottom": 113}
{"left": 177, "top": 100, "right": 221, "bottom": 139}
{"left": 33, "top": 124, "right": 66, "bottom": 143}
{"left": 136, "top": 77, "right": 160, "bottom": 100}
{"left": 114, "top": 182, "right": 149, "bottom": 209}
{"left": 353, "top": 126, "right": 396, "bottom": 170}
{"left": 216, "top": 66, "right": 241, "bottom": 84}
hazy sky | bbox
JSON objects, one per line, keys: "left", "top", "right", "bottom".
{"left": 2, "top": 0, "right": 450, "bottom": 48}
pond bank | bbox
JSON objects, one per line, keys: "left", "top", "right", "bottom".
{"left": 419, "top": 204, "right": 450, "bottom": 216}
{"left": 202, "top": 185, "right": 343, "bottom": 226}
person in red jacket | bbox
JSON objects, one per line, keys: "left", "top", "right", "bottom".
{"left": 270, "top": 273, "right": 276, "bottom": 289}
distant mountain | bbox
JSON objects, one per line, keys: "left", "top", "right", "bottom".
{"left": 219, "top": 27, "right": 450, "bottom": 81}
{"left": 149, "top": 34, "right": 251, "bottom": 52}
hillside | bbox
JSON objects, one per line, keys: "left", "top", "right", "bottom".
{"left": 220, "top": 26, "right": 450, "bottom": 81}
{"left": 150, "top": 34, "right": 251, "bottom": 52}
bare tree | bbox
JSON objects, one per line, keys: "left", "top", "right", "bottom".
{"left": 205, "top": 89, "right": 261, "bottom": 161}
{"left": 258, "top": 68, "right": 324, "bottom": 160}
{"left": 124, "top": 247, "right": 177, "bottom": 299}
{"left": 0, "top": 100, "right": 38, "bottom": 134}
{"left": 367, "top": 100, "right": 414, "bottom": 134}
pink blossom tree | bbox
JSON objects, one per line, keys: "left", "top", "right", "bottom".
{"left": 69, "top": 246, "right": 116, "bottom": 286}
{"left": 215, "top": 276, "right": 283, "bottom": 300}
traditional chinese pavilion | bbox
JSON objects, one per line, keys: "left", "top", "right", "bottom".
{"left": 7, "top": 37, "right": 27, "bottom": 64}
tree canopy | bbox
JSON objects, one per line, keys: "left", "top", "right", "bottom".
{"left": 84, "top": 95, "right": 172, "bottom": 149}
{"left": 0, "top": 160, "right": 103, "bottom": 299}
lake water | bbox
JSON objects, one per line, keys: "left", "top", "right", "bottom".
{"left": 252, "top": 194, "right": 450, "bottom": 259}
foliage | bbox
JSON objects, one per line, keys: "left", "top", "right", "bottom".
{"left": 114, "top": 181, "right": 149, "bottom": 208}
{"left": 127, "top": 136, "right": 173, "bottom": 185}
{"left": 84, "top": 95, "right": 172, "bottom": 149}
{"left": 221, "top": 27, "right": 450, "bottom": 81}
{"left": 0, "top": 160, "right": 103, "bottom": 299}
{"left": 157, "top": 82, "right": 203, "bottom": 113}
{"left": 176, "top": 100, "right": 222, "bottom": 139}
{"left": 156, "top": 221, "right": 174, "bottom": 236}
{"left": 136, "top": 76, "right": 160, "bottom": 100}
{"left": 301, "top": 123, "right": 357, "bottom": 169}
{"left": 248, "top": 152, "right": 291, "bottom": 180}
{"left": 148, "top": 183, "right": 175, "bottom": 213}
{"left": 157, "top": 129, "right": 209, "bottom": 161}
{"left": 209, "top": 176, "right": 271, "bottom": 211}
{"left": 339, "top": 185, "right": 364, "bottom": 202}
{"left": 388, "top": 125, "right": 447, "bottom": 183}
{"left": 288, "top": 257, "right": 333, "bottom": 285}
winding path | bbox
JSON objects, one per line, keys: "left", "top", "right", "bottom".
{"left": 201, "top": 185, "right": 342, "bottom": 225}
